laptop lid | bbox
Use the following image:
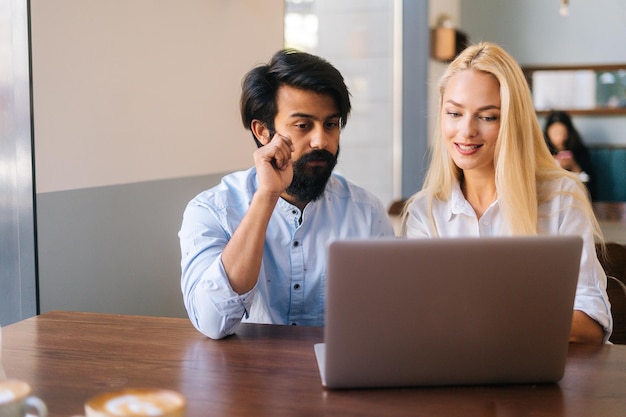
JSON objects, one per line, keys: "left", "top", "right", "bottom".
{"left": 315, "top": 236, "right": 582, "bottom": 389}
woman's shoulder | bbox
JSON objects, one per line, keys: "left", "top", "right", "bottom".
{"left": 406, "top": 187, "right": 459, "bottom": 218}
{"left": 540, "top": 173, "right": 581, "bottom": 192}
{"left": 406, "top": 190, "right": 429, "bottom": 213}
{"left": 537, "top": 173, "right": 589, "bottom": 209}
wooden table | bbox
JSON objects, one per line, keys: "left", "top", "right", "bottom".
{"left": 2, "top": 311, "right": 626, "bottom": 417}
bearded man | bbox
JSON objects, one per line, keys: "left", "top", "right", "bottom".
{"left": 179, "top": 50, "right": 394, "bottom": 339}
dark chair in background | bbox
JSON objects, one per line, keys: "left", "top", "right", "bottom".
{"left": 596, "top": 242, "right": 626, "bottom": 344}
{"left": 607, "top": 276, "right": 626, "bottom": 344}
{"left": 598, "top": 242, "right": 626, "bottom": 283}
{"left": 589, "top": 147, "right": 626, "bottom": 201}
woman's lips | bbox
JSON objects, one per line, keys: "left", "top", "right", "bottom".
{"left": 455, "top": 143, "right": 482, "bottom": 155}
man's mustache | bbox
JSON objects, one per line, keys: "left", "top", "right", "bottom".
{"left": 294, "top": 149, "right": 338, "bottom": 166}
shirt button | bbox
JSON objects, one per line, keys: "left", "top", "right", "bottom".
{"left": 293, "top": 241, "right": 299, "bottom": 247}
{"left": 294, "top": 283, "right": 300, "bottom": 290}
{"left": 292, "top": 210, "right": 297, "bottom": 215}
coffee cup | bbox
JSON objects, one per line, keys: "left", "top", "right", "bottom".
{"left": 83, "top": 388, "right": 185, "bottom": 417}
{"left": 0, "top": 379, "right": 48, "bottom": 417}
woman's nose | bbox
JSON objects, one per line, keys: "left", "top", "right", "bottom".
{"left": 460, "top": 116, "right": 478, "bottom": 138}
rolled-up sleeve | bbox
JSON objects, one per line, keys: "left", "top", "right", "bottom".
{"left": 556, "top": 193, "right": 613, "bottom": 343}
{"left": 179, "top": 199, "right": 253, "bottom": 339}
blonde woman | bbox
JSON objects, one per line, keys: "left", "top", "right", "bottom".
{"left": 404, "top": 42, "right": 611, "bottom": 345}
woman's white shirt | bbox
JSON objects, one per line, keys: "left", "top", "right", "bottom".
{"left": 406, "top": 177, "right": 613, "bottom": 342}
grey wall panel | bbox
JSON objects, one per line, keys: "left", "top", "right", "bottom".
{"left": 36, "top": 173, "right": 223, "bottom": 318}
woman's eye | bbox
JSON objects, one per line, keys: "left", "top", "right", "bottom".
{"left": 446, "top": 111, "right": 461, "bottom": 118}
{"left": 481, "top": 115, "right": 499, "bottom": 122}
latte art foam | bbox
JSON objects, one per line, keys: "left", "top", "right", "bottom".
{"left": 0, "top": 380, "right": 30, "bottom": 404}
{"left": 0, "top": 389, "right": 17, "bottom": 403}
{"left": 86, "top": 388, "right": 184, "bottom": 417}
{"left": 106, "top": 395, "right": 172, "bottom": 416}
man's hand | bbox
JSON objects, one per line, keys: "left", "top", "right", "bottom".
{"left": 254, "top": 133, "right": 294, "bottom": 197}
{"left": 222, "top": 132, "right": 294, "bottom": 296}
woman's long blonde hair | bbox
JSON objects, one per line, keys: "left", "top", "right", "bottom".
{"left": 408, "top": 42, "right": 601, "bottom": 239}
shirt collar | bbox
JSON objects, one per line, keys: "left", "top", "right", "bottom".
{"left": 450, "top": 180, "right": 500, "bottom": 220}
{"left": 277, "top": 197, "right": 301, "bottom": 213}
{"left": 450, "top": 181, "right": 470, "bottom": 219}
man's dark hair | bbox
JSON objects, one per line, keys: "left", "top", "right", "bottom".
{"left": 240, "top": 49, "right": 351, "bottom": 146}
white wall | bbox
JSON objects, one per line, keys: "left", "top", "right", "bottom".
{"left": 31, "top": 0, "right": 283, "bottom": 193}
{"left": 460, "top": 0, "right": 626, "bottom": 65}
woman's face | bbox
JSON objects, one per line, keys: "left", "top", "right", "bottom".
{"left": 547, "top": 122, "right": 568, "bottom": 151}
{"left": 441, "top": 69, "right": 501, "bottom": 176}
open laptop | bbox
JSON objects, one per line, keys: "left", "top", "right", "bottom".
{"left": 314, "top": 236, "right": 582, "bottom": 389}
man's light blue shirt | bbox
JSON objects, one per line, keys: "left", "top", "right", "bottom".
{"left": 179, "top": 167, "right": 395, "bottom": 339}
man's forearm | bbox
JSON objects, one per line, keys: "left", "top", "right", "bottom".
{"left": 221, "top": 191, "right": 280, "bottom": 294}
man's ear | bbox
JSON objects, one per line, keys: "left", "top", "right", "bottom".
{"left": 251, "top": 120, "right": 271, "bottom": 146}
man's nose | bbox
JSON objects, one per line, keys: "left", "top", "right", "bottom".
{"left": 309, "top": 126, "right": 330, "bottom": 149}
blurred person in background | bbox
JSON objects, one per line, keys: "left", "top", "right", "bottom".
{"left": 543, "top": 110, "right": 595, "bottom": 199}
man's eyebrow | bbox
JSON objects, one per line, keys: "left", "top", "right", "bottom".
{"left": 445, "top": 99, "right": 500, "bottom": 111}
{"left": 288, "top": 112, "right": 315, "bottom": 119}
{"left": 288, "top": 112, "right": 342, "bottom": 120}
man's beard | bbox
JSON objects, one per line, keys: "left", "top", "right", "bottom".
{"left": 286, "top": 147, "right": 339, "bottom": 203}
